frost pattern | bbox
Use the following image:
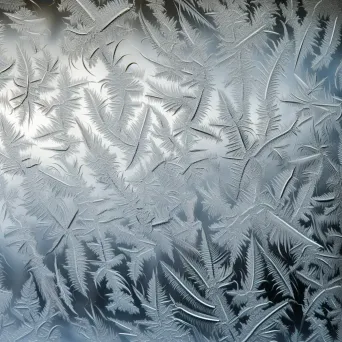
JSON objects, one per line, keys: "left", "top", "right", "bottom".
{"left": 0, "top": 0, "right": 341, "bottom": 341}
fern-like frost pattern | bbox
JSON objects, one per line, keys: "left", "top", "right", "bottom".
{"left": 0, "top": 0, "right": 340, "bottom": 341}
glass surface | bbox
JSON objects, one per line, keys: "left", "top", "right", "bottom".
{"left": 0, "top": 0, "right": 341, "bottom": 341}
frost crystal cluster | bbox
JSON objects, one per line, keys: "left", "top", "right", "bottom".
{"left": 0, "top": 0, "right": 341, "bottom": 341}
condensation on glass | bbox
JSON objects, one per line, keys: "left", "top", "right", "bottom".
{"left": 0, "top": 0, "right": 340, "bottom": 341}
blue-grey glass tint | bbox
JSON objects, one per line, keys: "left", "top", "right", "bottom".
{"left": 0, "top": 0, "right": 341, "bottom": 341}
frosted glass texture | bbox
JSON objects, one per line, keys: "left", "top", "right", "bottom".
{"left": 0, "top": 0, "right": 341, "bottom": 341}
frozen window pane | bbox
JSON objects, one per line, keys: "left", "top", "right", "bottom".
{"left": 0, "top": 0, "right": 340, "bottom": 341}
